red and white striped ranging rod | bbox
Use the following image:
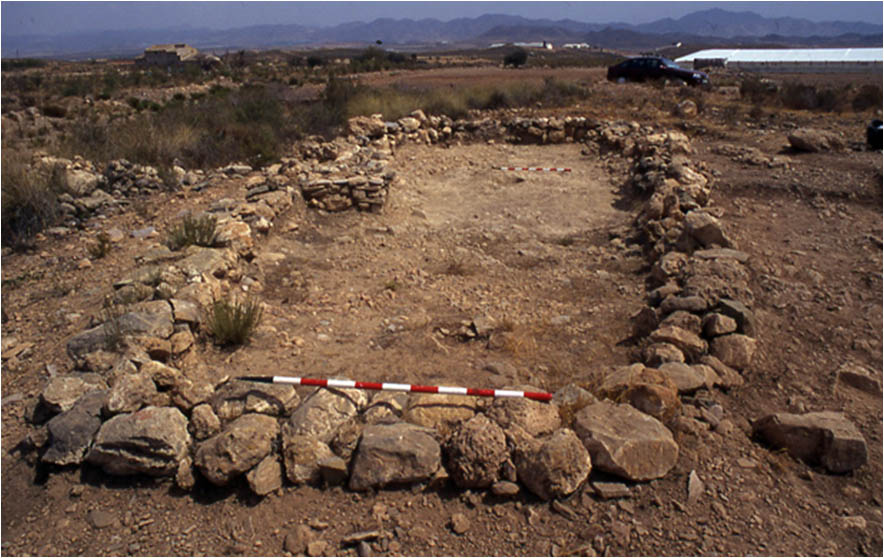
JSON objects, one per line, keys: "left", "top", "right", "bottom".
{"left": 499, "top": 166, "right": 571, "bottom": 172}
{"left": 238, "top": 376, "right": 553, "bottom": 402}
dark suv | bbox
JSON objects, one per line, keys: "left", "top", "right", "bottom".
{"left": 607, "top": 56, "right": 709, "bottom": 86}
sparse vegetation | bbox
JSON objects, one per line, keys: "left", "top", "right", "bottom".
{"left": 852, "top": 84, "right": 882, "bottom": 112}
{"left": 165, "top": 214, "right": 219, "bottom": 251}
{"left": 443, "top": 255, "right": 474, "bottom": 276}
{"left": 87, "top": 232, "right": 113, "bottom": 259}
{"left": 1, "top": 150, "right": 64, "bottom": 248}
{"left": 206, "top": 295, "right": 263, "bottom": 346}
{"left": 101, "top": 298, "right": 126, "bottom": 351}
{"left": 740, "top": 76, "right": 871, "bottom": 113}
{"left": 1, "top": 58, "right": 47, "bottom": 71}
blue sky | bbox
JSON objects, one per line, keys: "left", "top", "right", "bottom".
{"left": 2, "top": 1, "right": 881, "bottom": 36}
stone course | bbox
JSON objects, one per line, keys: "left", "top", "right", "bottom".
{"left": 28, "top": 111, "right": 868, "bottom": 505}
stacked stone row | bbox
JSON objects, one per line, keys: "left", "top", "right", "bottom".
{"left": 29, "top": 114, "right": 866, "bottom": 507}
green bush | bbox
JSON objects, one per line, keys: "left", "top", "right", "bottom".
{"left": 504, "top": 48, "right": 528, "bottom": 68}
{"left": 165, "top": 214, "right": 219, "bottom": 251}
{"left": 1, "top": 151, "right": 63, "bottom": 248}
{"left": 206, "top": 296, "right": 263, "bottom": 346}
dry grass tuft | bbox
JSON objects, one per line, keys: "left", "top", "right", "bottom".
{"left": 206, "top": 296, "right": 264, "bottom": 347}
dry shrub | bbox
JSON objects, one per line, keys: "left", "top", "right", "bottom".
{"left": 779, "top": 82, "right": 845, "bottom": 112}
{"left": 165, "top": 214, "right": 219, "bottom": 251}
{"left": 206, "top": 296, "right": 263, "bottom": 346}
{"left": 739, "top": 76, "right": 777, "bottom": 104}
{"left": 61, "top": 84, "right": 299, "bottom": 169}
{"left": 442, "top": 255, "right": 474, "bottom": 276}
{"left": 496, "top": 318, "right": 538, "bottom": 360}
{"left": 852, "top": 84, "right": 882, "bottom": 112}
{"left": 88, "top": 232, "right": 113, "bottom": 259}
{"left": 1, "top": 150, "right": 63, "bottom": 248}
{"left": 101, "top": 298, "right": 126, "bottom": 351}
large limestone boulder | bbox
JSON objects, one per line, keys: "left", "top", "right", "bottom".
{"left": 643, "top": 342, "right": 685, "bottom": 367}
{"left": 105, "top": 373, "right": 158, "bottom": 415}
{"left": 403, "top": 393, "right": 477, "bottom": 438}
{"left": 282, "top": 432, "right": 335, "bottom": 485}
{"left": 649, "top": 326, "right": 708, "bottom": 362}
{"left": 363, "top": 391, "right": 408, "bottom": 424}
{"left": 88, "top": 406, "right": 190, "bottom": 476}
{"left": 753, "top": 411, "right": 867, "bottom": 473}
{"left": 42, "top": 391, "right": 105, "bottom": 466}
{"left": 247, "top": 455, "right": 284, "bottom": 496}
{"left": 598, "top": 364, "right": 680, "bottom": 421}
{"left": 574, "top": 400, "right": 679, "bottom": 481}
{"left": 657, "top": 362, "right": 709, "bottom": 393}
{"left": 62, "top": 169, "right": 102, "bottom": 196}
{"left": 190, "top": 403, "right": 221, "bottom": 440}
{"left": 349, "top": 423, "right": 441, "bottom": 491}
{"left": 211, "top": 379, "right": 299, "bottom": 420}
{"left": 445, "top": 414, "right": 508, "bottom": 488}
{"left": 67, "top": 311, "right": 174, "bottom": 364}
{"left": 286, "top": 387, "right": 368, "bottom": 443}
{"left": 346, "top": 115, "right": 386, "bottom": 138}
{"left": 397, "top": 116, "right": 421, "bottom": 133}
{"left": 194, "top": 413, "right": 279, "bottom": 485}
{"left": 710, "top": 334, "right": 756, "bottom": 370}
{"left": 40, "top": 375, "right": 105, "bottom": 415}
{"left": 788, "top": 128, "right": 845, "bottom": 153}
{"left": 660, "top": 311, "right": 702, "bottom": 335}
{"left": 486, "top": 386, "right": 561, "bottom": 437}
{"left": 684, "top": 210, "right": 732, "bottom": 248}
{"left": 514, "top": 428, "right": 591, "bottom": 501}
{"left": 716, "top": 298, "right": 756, "bottom": 337}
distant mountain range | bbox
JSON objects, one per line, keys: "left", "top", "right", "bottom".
{"left": 3, "top": 8, "right": 881, "bottom": 59}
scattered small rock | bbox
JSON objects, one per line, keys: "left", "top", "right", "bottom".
{"left": 450, "top": 512, "right": 470, "bottom": 535}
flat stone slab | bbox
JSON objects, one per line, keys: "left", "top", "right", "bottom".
{"left": 349, "top": 422, "right": 441, "bottom": 491}
{"left": 87, "top": 406, "right": 190, "bottom": 476}
{"left": 574, "top": 399, "right": 679, "bottom": 482}
{"left": 753, "top": 411, "right": 867, "bottom": 473}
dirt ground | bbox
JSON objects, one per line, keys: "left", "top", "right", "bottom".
{"left": 1, "top": 66, "right": 882, "bottom": 557}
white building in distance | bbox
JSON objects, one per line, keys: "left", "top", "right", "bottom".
{"left": 675, "top": 48, "right": 882, "bottom": 73}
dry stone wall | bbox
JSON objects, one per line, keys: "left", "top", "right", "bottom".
{"left": 27, "top": 110, "right": 867, "bottom": 503}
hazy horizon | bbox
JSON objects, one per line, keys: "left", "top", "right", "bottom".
{"left": 2, "top": 1, "right": 881, "bottom": 37}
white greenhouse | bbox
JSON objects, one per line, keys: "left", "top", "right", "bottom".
{"left": 675, "top": 48, "right": 882, "bottom": 73}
